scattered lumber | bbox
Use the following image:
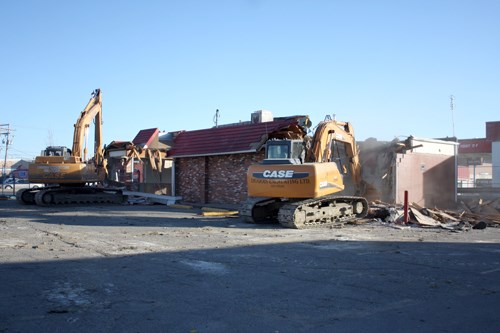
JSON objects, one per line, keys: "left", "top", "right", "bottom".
{"left": 201, "top": 211, "right": 239, "bottom": 217}
{"left": 200, "top": 207, "right": 239, "bottom": 217}
{"left": 123, "top": 191, "right": 182, "bottom": 205}
{"left": 366, "top": 197, "right": 499, "bottom": 231}
{"left": 409, "top": 207, "right": 441, "bottom": 227}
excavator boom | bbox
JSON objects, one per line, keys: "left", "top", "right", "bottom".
{"left": 72, "top": 88, "right": 104, "bottom": 164}
{"left": 306, "top": 119, "right": 362, "bottom": 187}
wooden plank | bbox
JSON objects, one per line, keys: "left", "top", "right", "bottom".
{"left": 426, "top": 208, "right": 460, "bottom": 222}
{"left": 460, "top": 201, "right": 473, "bottom": 213}
{"left": 479, "top": 205, "right": 499, "bottom": 215}
{"left": 123, "top": 191, "right": 182, "bottom": 205}
{"left": 410, "top": 207, "right": 441, "bottom": 226}
{"left": 201, "top": 211, "right": 239, "bottom": 217}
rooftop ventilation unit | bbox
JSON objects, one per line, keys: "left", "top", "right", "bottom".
{"left": 251, "top": 110, "right": 273, "bottom": 124}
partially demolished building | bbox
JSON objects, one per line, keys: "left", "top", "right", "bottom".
{"left": 107, "top": 112, "right": 469, "bottom": 209}
{"left": 105, "top": 128, "right": 171, "bottom": 194}
{"left": 359, "top": 137, "right": 458, "bottom": 208}
{"left": 167, "top": 111, "right": 310, "bottom": 205}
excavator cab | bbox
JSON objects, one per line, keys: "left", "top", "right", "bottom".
{"left": 263, "top": 139, "right": 305, "bottom": 165}
{"left": 41, "top": 146, "right": 72, "bottom": 158}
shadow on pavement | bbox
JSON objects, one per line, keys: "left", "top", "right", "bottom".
{"left": 1, "top": 237, "right": 499, "bottom": 332}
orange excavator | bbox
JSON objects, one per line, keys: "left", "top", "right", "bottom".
{"left": 240, "top": 116, "right": 368, "bottom": 229}
{"left": 16, "top": 89, "right": 124, "bottom": 206}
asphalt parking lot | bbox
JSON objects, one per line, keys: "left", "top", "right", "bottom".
{"left": 1, "top": 200, "right": 499, "bottom": 333}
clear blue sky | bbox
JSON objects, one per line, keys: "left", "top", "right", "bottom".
{"left": 1, "top": 0, "right": 499, "bottom": 160}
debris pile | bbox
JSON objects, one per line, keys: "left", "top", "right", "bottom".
{"left": 123, "top": 191, "right": 181, "bottom": 205}
{"left": 457, "top": 198, "right": 500, "bottom": 229}
{"left": 367, "top": 198, "right": 500, "bottom": 231}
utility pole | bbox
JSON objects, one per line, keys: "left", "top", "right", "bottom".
{"left": 1, "top": 124, "right": 13, "bottom": 181}
{"left": 450, "top": 95, "right": 455, "bottom": 138}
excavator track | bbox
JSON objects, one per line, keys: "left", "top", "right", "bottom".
{"left": 277, "top": 195, "right": 368, "bottom": 229}
{"left": 240, "top": 197, "right": 282, "bottom": 224}
{"left": 241, "top": 195, "right": 368, "bottom": 229}
{"left": 16, "top": 186, "right": 125, "bottom": 206}
{"left": 16, "top": 188, "right": 37, "bottom": 205}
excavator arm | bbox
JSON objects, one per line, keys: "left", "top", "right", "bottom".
{"left": 306, "top": 119, "right": 362, "bottom": 190}
{"left": 71, "top": 89, "right": 103, "bottom": 164}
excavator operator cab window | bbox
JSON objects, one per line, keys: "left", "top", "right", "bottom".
{"left": 267, "top": 144, "right": 288, "bottom": 159}
{"left": 264, "top": 140, "right": 304, "bottom": 165}
{"left": 43, "top": 146, "right": 71, "bottom": 158}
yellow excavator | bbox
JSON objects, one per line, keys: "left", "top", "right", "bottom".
{"left": 16, "top": 89, "right": 124, "bottom": 206}
{"left": 240, "top": 116, "right": 368, "bottom": 229}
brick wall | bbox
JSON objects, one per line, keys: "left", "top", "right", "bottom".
{"left": 175, "top": 152, "right": 265, "bottom": 205}
{"left": 175, "top": 157, "right": 206, "bottom": 203}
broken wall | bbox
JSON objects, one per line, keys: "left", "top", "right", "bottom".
{"left": 139, "top": 159, "right": 172, "bottom": 195}
{"left": 395, "top": 153, "right": 456, "bottom": 208}
{"left": 106, "top": 153, "right": 172, "bottom": 194}
{"left": 359, "top": 138, "right": 457, "bottom": 208}
{"left": 358, "top": 139, "right": 396, "bottom": 203}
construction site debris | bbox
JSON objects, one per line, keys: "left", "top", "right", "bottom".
{"left": 200, "top": 207, "right": 239, "bottom": 217}
{"left": 201, "top": 210, "right": 239, "bottom": 217}
{"left": 366, "top": 198, "right": 500, "bottom": 231}
{"left": 124, "top": 191, "right": 181, "bottom": 206}
{"left": 124, "top": 191, "right": 499, "bottom": 230}
{"left": 409, "top": 207, "right": 442, "bottom": 227}
{"left": 473, "top": 221, "right": 488, "bottom": 230}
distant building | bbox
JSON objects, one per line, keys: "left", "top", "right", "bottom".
{"left": 458, "top": 121, "right": 500, "bottom": 189}
{"left": 1, "top": 159, "right": 31, "bottom": 179}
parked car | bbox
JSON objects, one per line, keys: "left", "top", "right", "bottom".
{"left": 1, "top": 178, "right": 45, "bottom": 191}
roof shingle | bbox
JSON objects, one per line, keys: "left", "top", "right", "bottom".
{"left": 168, "top": 117, "right": 307, "bottom": 158}
{"left": 133, "top": 128, "right": 159, "bottom": 148}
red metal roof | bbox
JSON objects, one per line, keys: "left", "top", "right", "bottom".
{"left": 133, "top": 128, "right": 159, "bottom": 147}
{"left": 168, "top": 117, "right": 307, "bottom": 158}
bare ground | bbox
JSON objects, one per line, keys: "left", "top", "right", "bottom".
{"left": 1, "top": 199, "right": 500, "bottom": 332}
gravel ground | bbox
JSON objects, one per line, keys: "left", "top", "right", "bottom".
{"left": 1, "top": 199, "right": 499, "bottom": 333}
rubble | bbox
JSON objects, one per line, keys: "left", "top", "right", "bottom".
{"left": 119, "top": 191, "right": 500, "bottom": 230}
{"left": 366, "top": 198, "right": 500, "bottom": 231}
{"left": 123, "top": 191, "right": 181, "bottom": 205}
